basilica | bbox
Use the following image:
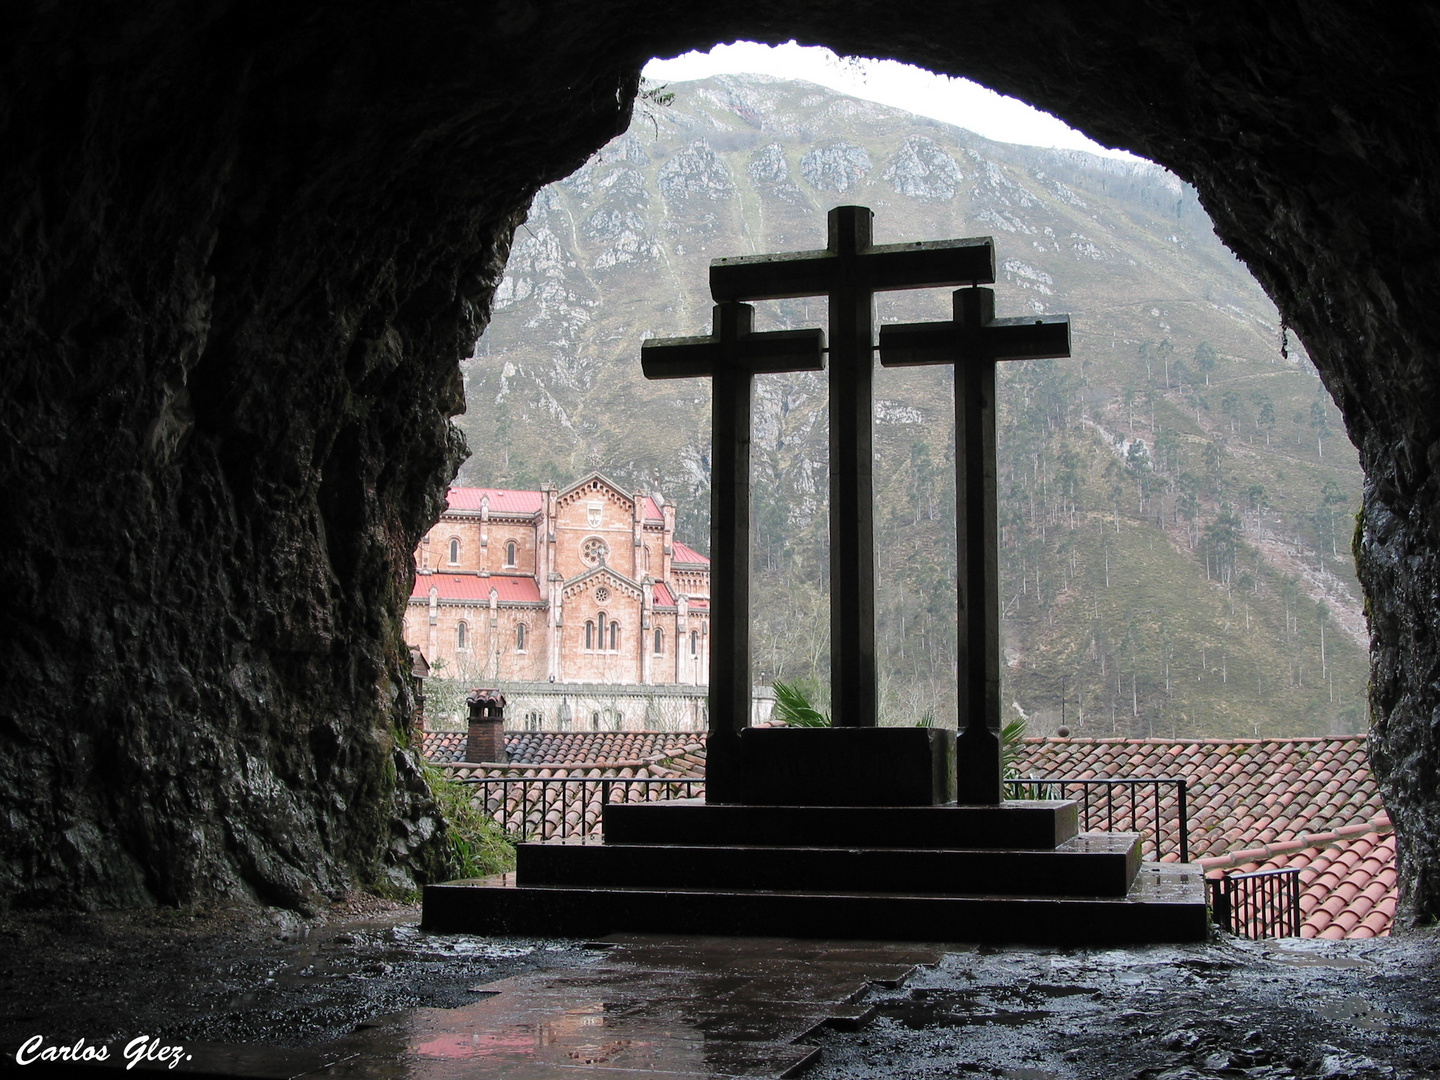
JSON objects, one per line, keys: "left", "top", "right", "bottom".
{"left": 406, "top": 473, "right": 711, "bottom": 731}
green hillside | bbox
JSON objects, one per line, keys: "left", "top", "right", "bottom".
{"left": 459, "top": 74, "right": 1368, "bottom": 738}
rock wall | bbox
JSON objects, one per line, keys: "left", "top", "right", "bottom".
{"left": 3, "top": 2, "right": 1439, "bottom": 922}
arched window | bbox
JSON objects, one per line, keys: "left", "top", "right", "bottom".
{"left": 448, "top": 537, "right": 460, "bottom": 564}
{"left": 591, "top": 711, "right": 601, "bottom": 731}
{"left": 597, "top": 612, "right": 607, "bottom": 648}
{"left": 457, "top": 621, "right": 468, "bottom": 649}
{"left": 653, "top": 627, "right": 663, "bottom": 655}
{"left": 584, "top": 620, "right": 594, "bottom": 650}
{"left": 609, "top": 621, "right": 619, "bottom": 651}
{"left": 505, "top": 540, "right": 516, "bottom": 566}
{"left": 515, "top": 623, "right": 526, "bottom": 652}
{"left": 690, "top": 629, "right": 698, "bottom": 656}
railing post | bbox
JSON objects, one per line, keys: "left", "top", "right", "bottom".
{"left": 1212, "top": 876, "right": 1232, "bottom": 933}
{"left": 1177, "top": 779, "right": 1189, "bottom": 863}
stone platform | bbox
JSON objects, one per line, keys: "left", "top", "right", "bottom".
{"left": 422, "top": 797, "right": 1211, "bottom": 944}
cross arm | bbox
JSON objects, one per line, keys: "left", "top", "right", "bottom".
{"left": 642, "top": 328, "right": 825, "bottom": 379}
{"left": 878, "top": 314, "right": 1071, "bottom": 367}
{"left": 710, "top": 237, "right": 997, "bottom": 302}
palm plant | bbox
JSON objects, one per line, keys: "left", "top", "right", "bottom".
{"left": 772, "top": 680, "right": 831, "bottom": 726}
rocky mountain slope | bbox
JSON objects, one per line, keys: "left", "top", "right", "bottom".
{"left": 458, "top": 74, "right": 1367, "bottom": 738}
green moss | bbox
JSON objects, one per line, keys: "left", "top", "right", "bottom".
{"left": 419, "top": 761, "right": 517, "bottom": 879}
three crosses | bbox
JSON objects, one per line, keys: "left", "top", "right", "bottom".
{"left": 642, "top": 206, "right": 1071, "bottom": 803}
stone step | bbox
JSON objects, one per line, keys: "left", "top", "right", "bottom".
{"left": 516, "top": 833, "right": 1141, "bottom": 897}
{"left": 422, "top": 863, "right": 1211, "bottom": 945}
{"left": 602, "top": 798, "right": 1079, "bottom": 850}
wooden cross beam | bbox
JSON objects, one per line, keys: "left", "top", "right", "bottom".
{"left": 710, "top": 206, "right": 995, "bottom": 727}
{"left": 880, "top": 287, "right": 1072, "bottom": 803}
{"left": 642, "top": 303, "right": 824, "bottom": 798}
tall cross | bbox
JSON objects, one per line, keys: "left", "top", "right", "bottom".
{"left": 880, "top": 287, "right": 1072, "bottom": 803}
{"left": 641, "top": 303, "right": 824, "bottom": 799}
{"left": 711, "top": 206, "right": 994, "bottom": 727}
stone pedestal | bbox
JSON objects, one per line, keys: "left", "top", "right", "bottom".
{"left": 708, "top": 726, "right": 957, "bottom": 805}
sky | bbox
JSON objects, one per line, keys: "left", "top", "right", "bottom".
{"left": 643, "top": 42, "right": 1139, "bottom": 161}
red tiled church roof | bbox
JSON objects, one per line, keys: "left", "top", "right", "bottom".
{"left": 410, "top": 573, "right": 543, "bottom": 603}
{"left": 672, "top": 541, "right": 709, "bottom": 564}
{"left": 652, "top": 581, "right": 675, "bottom": 607}
{"left": 643, "top": 496, "right": 664, "bottom": 522}
{"left": 446, "top": 487, "right": 545, "bottom": 514}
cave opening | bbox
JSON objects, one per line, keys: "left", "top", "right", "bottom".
{"left": 1, "top": 6, "right": 1436, "bottom": 937}
{"left": 469, "top": 37, "right": 1367, "bottom": 744}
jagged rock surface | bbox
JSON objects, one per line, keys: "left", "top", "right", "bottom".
{"left": 1, "top": 2, "right": 1439, "bottom": 925}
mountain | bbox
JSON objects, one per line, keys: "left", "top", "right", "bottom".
{"left": 457, "top": 74, "right": 1368, "bottom": 738}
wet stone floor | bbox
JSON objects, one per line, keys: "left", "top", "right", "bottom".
{"left": 2, "top": 897, "right": 1439, "bottom": 1078}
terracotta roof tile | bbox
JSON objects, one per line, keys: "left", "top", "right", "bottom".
{"left": 423, "top": 729, "right": 705, "bottom": 774}
{"left": 1016, "top": 734, "right": 1393, "bottom": 939}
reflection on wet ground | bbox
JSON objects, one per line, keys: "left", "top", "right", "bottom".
{"left": 137, "top": 934, "right": 947, "bottom": 1078}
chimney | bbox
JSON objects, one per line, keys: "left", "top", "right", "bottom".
{"left": 465, "top": 688, "right": 508, "bottom": 763}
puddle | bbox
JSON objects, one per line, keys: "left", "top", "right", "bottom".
{"left": 877, "top": 989, "right": 1049, "bottom": 1029}
{"left": 1313, "top": 994, "right": 1394, "bottom": 1030}
{"left": 1266, "top": 948, "right": 1369, "bottom": 969}
{"left": 1019, "top": 983, "right": 1093, "bottom": 998}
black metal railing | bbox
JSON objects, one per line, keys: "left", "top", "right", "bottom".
{"left": 458, "top": 771, "right": 1188, "bottom": 858}
{"left": 459, "top": 775, "right": 705, "bottom": 840}
{"left": 1208, "top": 866, "right": 1304, "bottom": 939}
{"left": 1004, "top": 777, "right": 1189, "bottom": 862}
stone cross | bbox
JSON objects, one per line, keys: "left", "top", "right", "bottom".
{"left": 879, "top": 287, "right": 1072, "bottom": 802}
{"left": 641, "top": 303, "right": 824, "bottom": 789}
{"left": 711, "top": 206, "right": 995, "bottom": 727}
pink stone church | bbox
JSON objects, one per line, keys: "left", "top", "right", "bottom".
{"left": 406, "top": 473, "right": 712, "bottom": 731}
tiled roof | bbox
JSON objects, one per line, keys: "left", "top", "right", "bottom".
{"left": 672, "top": 541, "right": 709, "bottom": 565}
{"left": 425, "top": 729, "right": 705, "bottom": 772}
{"left": 688, "top": 597, "right": 709, "bottom": 609}
{"left": 1013, "top": 736, "right": 1381, "bottom": 860}
{"left": 643, "top": 496, "right": 664, "bottom": 522}
{"left": 410, "top": 573, "right": 543, "bottom": 603}
{"left": 652, "top": 581, "right": 675, "bottom": 607}
{"left": 1014, "top": 735, "right": 1391, "bottom": 937}
{"left": 446, "top": 487, "right": 544, "bottom": 514}
{"left": 1198, "top": 815, "right": 1396, "bottom": 940}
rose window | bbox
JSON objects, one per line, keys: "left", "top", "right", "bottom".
{"left": 595, "top": 586, "right": 610, "bottom": 602}
{"left": 582, "top": 537, "right": 609, "bottom": 566}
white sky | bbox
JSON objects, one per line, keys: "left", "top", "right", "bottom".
{"left": 644, "top": 42, "right": 1139, "bottom": 161}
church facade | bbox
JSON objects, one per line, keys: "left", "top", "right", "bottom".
{"left": 406, "top": 473, "right": 711, "bottom": 731}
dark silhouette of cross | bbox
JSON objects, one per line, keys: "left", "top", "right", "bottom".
{"left": 710, "top": 206, "right": 995, "bottom": 727}
{"left": 880, "top": 287, "right": 1072, "bottom": 802}
{"left": 641, "top": 302, "right": 824, "bottom": 793}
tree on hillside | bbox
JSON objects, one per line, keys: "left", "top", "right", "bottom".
{"left": 1202, "top": 507, "right": 1242, "bottom": 584}
{"left": 1195, "top": 341, "right": 1218, "bottom": 386}
{"left": 1254, "top": 393, "right": 1277, "bottom": 446}
{"left": 1310, "top": 397, "right": 1330, "bottom": 458}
